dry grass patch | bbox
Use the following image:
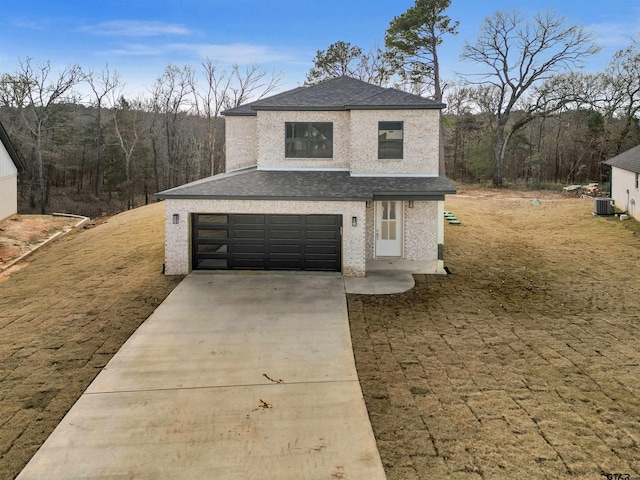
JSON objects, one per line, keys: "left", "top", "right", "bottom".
{"left": 0, "top": 202, "right": 182, "bottom": 480}
{"left": 349, "top": 190, "right": 640, "bottom": 479}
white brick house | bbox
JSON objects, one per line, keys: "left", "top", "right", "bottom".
{"left": 605, "top": 144, "right": 640, "bottom": 221}
{"left": 0, "top": 122, "right": 24, "bottom": 221}
{"left": 157, "top": 76, "right": 455, "bottom": 277}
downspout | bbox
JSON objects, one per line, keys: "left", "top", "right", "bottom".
{"left": 437, "top": 201, "right": 445, "bottom": 274}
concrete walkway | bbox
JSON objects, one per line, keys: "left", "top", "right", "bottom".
{"left": 344, "top": 259, "right": 441, "bottom": 295}
{"left": 17, "top": 273, "right": 386, "bottom": 480}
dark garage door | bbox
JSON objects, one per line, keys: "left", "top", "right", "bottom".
{"left": 192, "top": 213, "right": 342, "bottom": 272}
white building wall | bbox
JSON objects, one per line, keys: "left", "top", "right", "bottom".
{"left": 256, "top": 111, "right": 350, "bottom": 170}
{"left": 610, "top": 166, "right": 640, "bottom": 221}
{"left": 349, "top": 109, "right": 440, "bottom": 176}
{"left": 164, "top": 199, "right": 366, "bottom": 276}
{"left": 225, "top": 116, "right": 257, "bottom": 171}
{"left": 0, "top": 175, "right": 18, "bottom": 221}
{"left": 0, "top": 141, "right": 19, "bottom": 221}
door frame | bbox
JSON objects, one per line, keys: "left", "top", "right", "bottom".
{"left": 374, "top": 200, "right": 403, "bottom": 257}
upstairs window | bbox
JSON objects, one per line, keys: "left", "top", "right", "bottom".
{"left": 378, "top": 121, "right": 403, "bottom": 159}
{"left": 285, "top": 122, "right": 333, "bottom": 158}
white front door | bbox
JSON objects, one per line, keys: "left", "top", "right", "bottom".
{"left": 375, "top": 200, "right": 403, "bottom": 257}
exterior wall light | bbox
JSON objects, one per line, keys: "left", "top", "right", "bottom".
{"left": 352, "top": 216, "right": 357, "bottom": 227}
{"left": 172, "top": 213, "right": 180, "bottom": 224}
{"left": 366, "top": 201, "right": 372, "bottom": 208}
{"left": 408, "top": 200, "right": 414, "bottom": 208}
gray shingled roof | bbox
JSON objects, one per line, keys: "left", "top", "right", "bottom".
{"left": 156, "top": 168, "right": 456, "bottom": 201}
{"left": 222, "top": 76, "right": 445, "bottom": 116}
{"left": 605, "top": 144, "right": 640, "bottom": 174}
{"left": 0, "top": 121, "right": 25, "bottom": 172}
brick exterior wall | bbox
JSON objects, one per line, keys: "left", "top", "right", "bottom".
{"left": 256, "top": 111, "right": 351, "bottom": 170}
{"left": 365, "top": 202, "right": 375, "bottom": 259}
{"left": 164, "top": 199, "right": 366, "bottom": 276}
{"left": 224, "top": 108, "right": 440, "bottom": 176}
{"left": 403, "top": 201, "right": 439, "bottom": 261}
{"left": 225, "top": 116, "right": 257, "bottom": 171}
{"left": 349, "top": 109, "right": 440, "bottom": 176}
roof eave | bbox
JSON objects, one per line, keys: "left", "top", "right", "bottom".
{"left": 222, "top": 111, "right": 257, "bottom": 117}
{"left": 156, "top": 191, "right": 456, "bottom": 202}
{"left": 347, "top": 103, "right": 446, "bottom": 110}
{"left": 0, "top": 122, "right": 25, "bottom": 172}
{"left": 605, "top": 159, "right": 640, "bottom": 174}
{"left": 249, "top": 104, "right": 446, "bottom": 112}
{"left": 156, "top": 193, "right": 372, "bottom": 201}
{"left": 251, "top": 106, "right": 347, "bottom": 111}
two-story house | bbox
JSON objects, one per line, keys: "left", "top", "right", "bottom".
{"left": 157, "top": 76, "right": 455, "bottom": 277}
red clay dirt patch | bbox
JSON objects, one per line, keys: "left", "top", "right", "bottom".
{"left": 0, "top": 215, "right": 79, "bottom": 271}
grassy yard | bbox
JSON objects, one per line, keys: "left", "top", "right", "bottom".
{"left": 1, "top": 190, "right": 639, "bottom": 479}
{"left": 349, "top": 188, "right": 640, "bottom": 479}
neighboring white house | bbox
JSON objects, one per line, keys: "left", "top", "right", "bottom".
{"left": 0, "top": 121, "right": 24, "bottom": 221}
{"left": 157, "top": 76, "right": 456, "bottom": 277}
{"left": 605, "top": 144, "right": 640, "bottom": 221}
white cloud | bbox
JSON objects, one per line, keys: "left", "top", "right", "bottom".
{"left": 11, "top": 18, "right": 53, "bottom": 31}
{"left": 589, "top": 21, "right": 639, "bottom": 49}
{"left": 93, "top": 40, "right": 308, "bottom": 92}
{"left": 172, "top": 43, "right": 296, "bottom": 65}
{"left": 105, "top": 41, "right": 301, "bottom": 66}
{"left": 106, "top": 44, "right": 167, "bottom": 56}
{"left": 82, "top": 20, "right": 193, "bottom": 37}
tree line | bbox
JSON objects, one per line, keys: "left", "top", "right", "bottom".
{"left": 0, "top": 60, "right": 281, "bottom": 215}
{"left": 308, "top": 1, "right": 639, "bottom": 187}
{"left": 1, "top": 0, "right": 639, "bottom": 217}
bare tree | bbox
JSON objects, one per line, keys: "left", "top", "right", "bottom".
{"left": 227, "top": 64, "right": 283, "bottom": 108}
{"left": 193, "top": 61, "right": 282, "bottom": 175}
{"left": 111, "top": 95, "right": 144, "bottom": 209}
{"left": 603, "top": 45, "right": 640, "bottom": 153}
{"left": 150, "top": 64, "right": 195, "bottom": 187}
{"left": 8, "top": 58, "right": 81, "bottom": 212}
{"left": 461, "top": 10, "right": 599, "bottom": 186}
{"left": 83, "top": 65, "right": 121, "bottom": 195}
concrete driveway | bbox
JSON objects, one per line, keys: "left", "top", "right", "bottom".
{"left": 17, "top": 272, "right": 385, "bottom": 479}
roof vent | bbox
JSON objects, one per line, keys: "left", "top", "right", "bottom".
{"left": 594, "top": 197, "right": 615, "bottom": 215}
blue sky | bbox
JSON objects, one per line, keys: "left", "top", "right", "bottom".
{"left": 1, "top": 0, "right": 638, "bottom": 98}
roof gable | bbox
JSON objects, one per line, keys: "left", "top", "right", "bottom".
{"left": 222, "top": 76, "right": 445, "bottom": 116}
{"left": 0, "top": 121, "right": 25, "bottom": 172}
{"left": 604, "top": 144, "right": 640, "bottom": 174}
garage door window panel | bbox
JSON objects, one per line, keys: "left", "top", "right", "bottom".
{"left": 192, "top": 214, "right": 341, "bottom": 272}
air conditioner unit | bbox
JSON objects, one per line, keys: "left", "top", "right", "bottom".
{"left": 594, "top": 197, "right": 615, "bottom": 215}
